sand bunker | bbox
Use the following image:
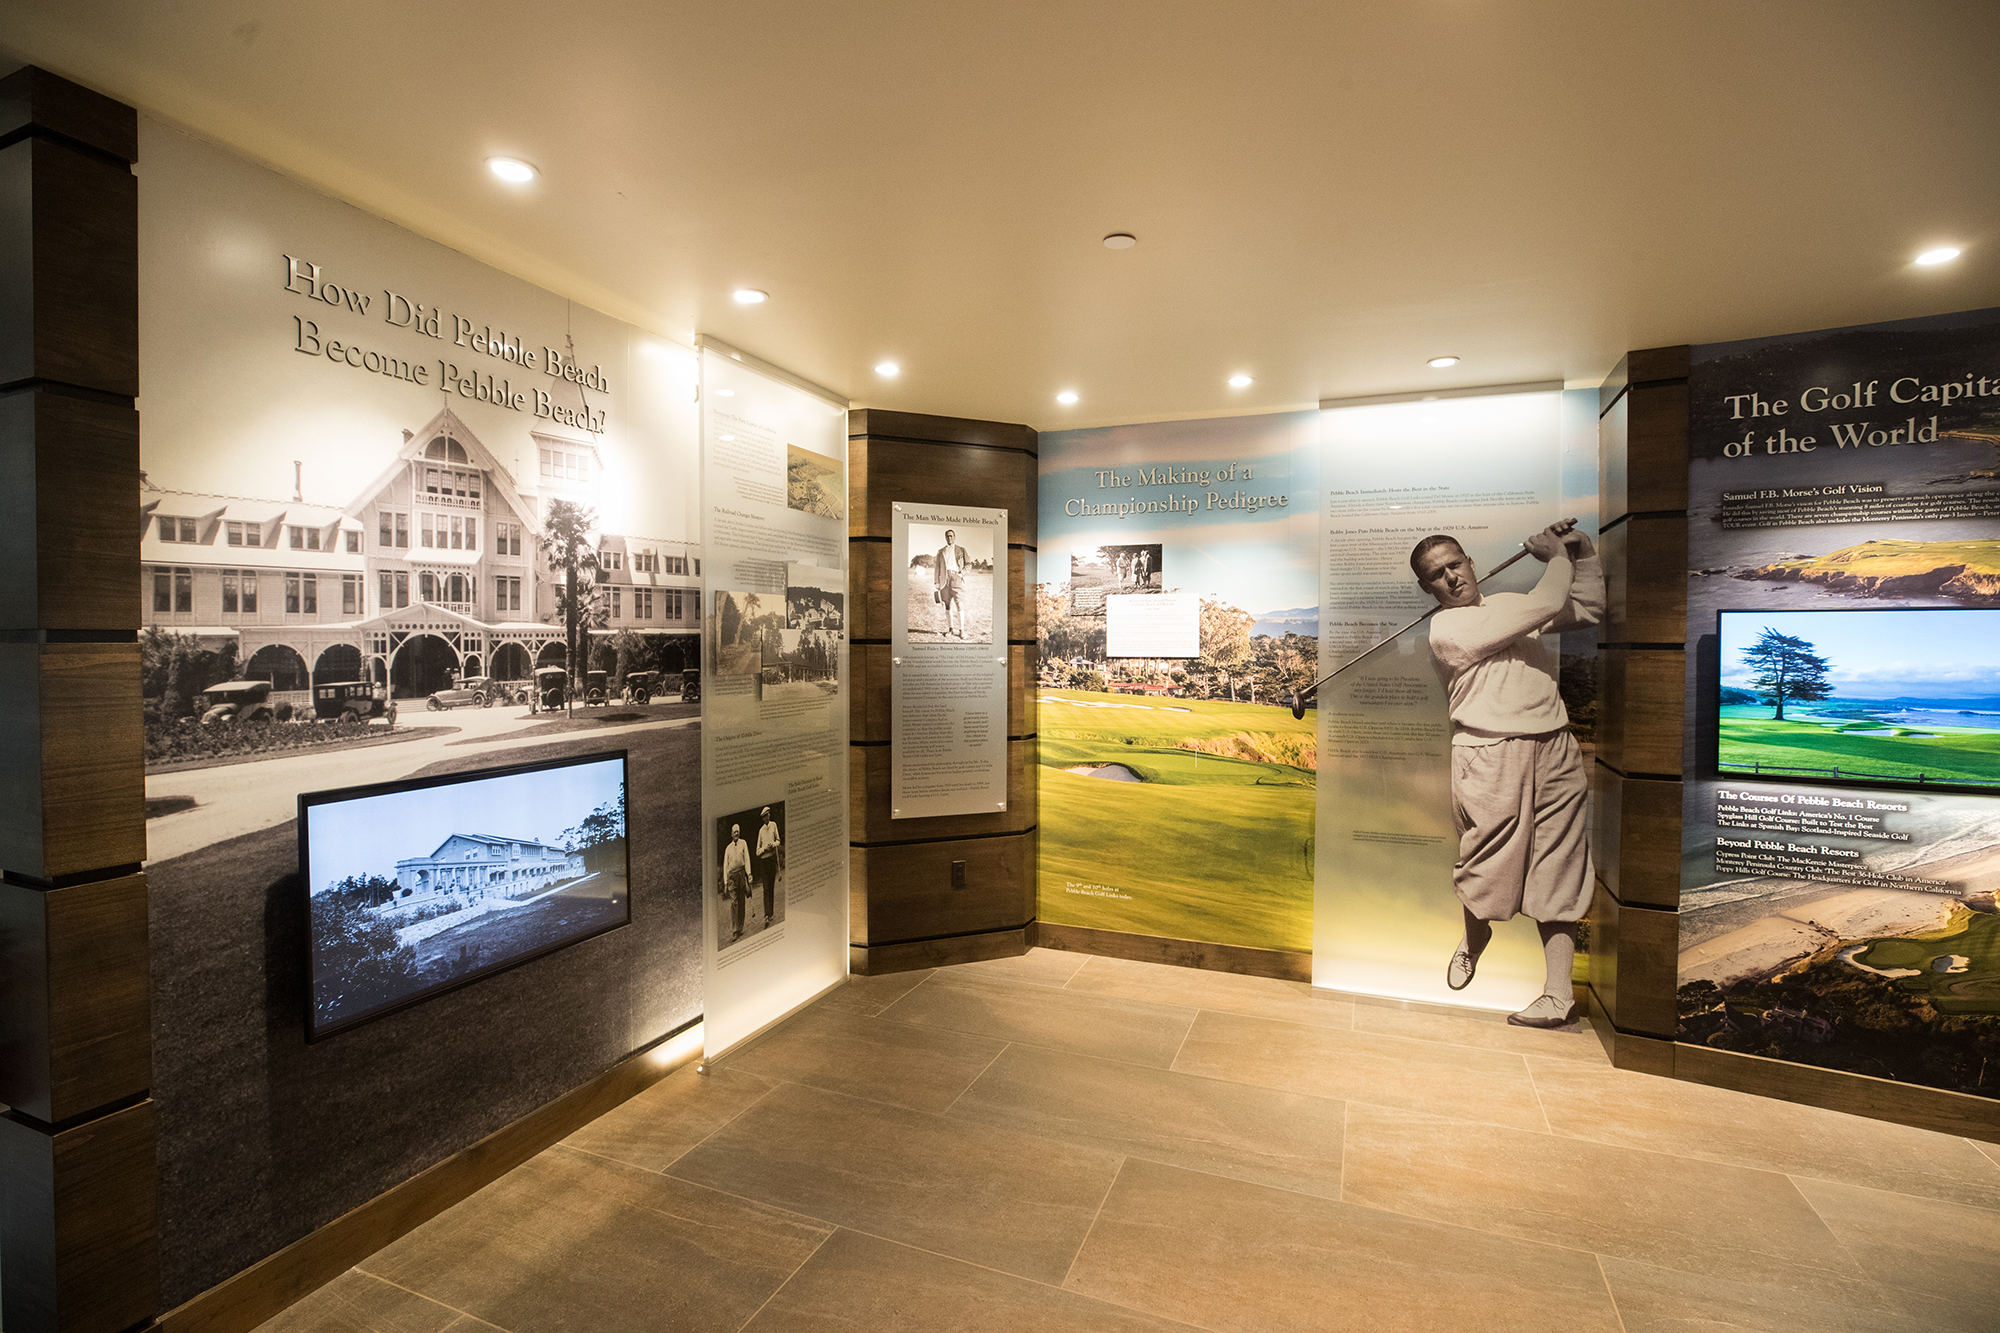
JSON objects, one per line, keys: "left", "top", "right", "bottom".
{"left": 1679, "top": 889, "right": 1959, "bottom": 988}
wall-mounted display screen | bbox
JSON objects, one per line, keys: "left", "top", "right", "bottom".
{"left": 1716, "top": 608, "right": 2000, "bottom": 792}
{"left": 299, "top": 751, "right": 631, "bottom": 1039}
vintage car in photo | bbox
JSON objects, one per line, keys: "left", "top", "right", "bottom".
{"left": 198, "top": 679, "right": 277, "bottom": 725}
{"left": 425, "top": 675, "right": 496, "bottom": 710}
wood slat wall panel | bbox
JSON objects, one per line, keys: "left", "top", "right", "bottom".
{"left": 849, "top": 540, "right": 889, "bottom": 640}
{"left": 5, "top": 138, "right": 139, "bottom": 397}
{"left": 850, "top": 644, "right": 1033, "bottom": 745}
{"left": 850, "top": 438, "right": 1036, "bottom": 546}
{"left": 0, "top": 874, "right": 150, "bottom": 1124}
{"left": 848, "top": 408, "right": 1037, "bottom": 455}
{"left": 0, "top": 66, "right": 140, "bottom": 162}
{"left": 1590, "top": 765, "right": 1682, "bottom": 909}
{"left": 1626, "top": 381, "right": 1690, "bottom": 514}
{"left": 0, "top": 1099, "right": 159, "bottom": 1333}
{"left": 849, "top": 741, "right": 1036, "bottom": 841}
{"left": 1597, "top": 647, "right": 1684, "bottom": 777}
{"left": 849, "top": 925, "right": 1035, "bottom": 976}
{"left": 1600, "top": 516, "right": 1687, "bottom": 645}
{"left": 1587, "top": 878, "right": 1620, "bottom": 1026}
{"left": 0, "top": 646, "right": 148, "bottom": 882}
{"left": 849, "top": 830, "right": 1037, "bottom": 947}
{"left": 1599, "top": 392, "right": 1629, "bottom": 522}
{"left": 0, "top": 392, "right": 141, "bottom": 632}
{"left": 1674, "top": 1043, "right": 2000, "bottom": 1144}
{"left": 1613, "top": 904, "right": 1680, "bottom": 1037}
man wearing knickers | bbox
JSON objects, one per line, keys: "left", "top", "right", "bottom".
{"left": 1412, "top": 520, "right": 1603, "bottom": 1027}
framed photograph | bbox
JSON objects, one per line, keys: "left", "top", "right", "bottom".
{"left": 1715, "top": 607, "right": 2000, "bottom": 793}
{"left": 299, "top": 750, "right": 630, "bottom": 1040}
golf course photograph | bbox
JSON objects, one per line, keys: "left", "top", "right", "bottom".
{"left": 1716, "top": 608, "right": 2000, "bottom": 790}
{"left": 1037, "top": 689, "right": 1317, "bottom": 953}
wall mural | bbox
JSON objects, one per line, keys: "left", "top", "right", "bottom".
{"left": 1679, "top": 307, "right": 2000, "bottom": 1099}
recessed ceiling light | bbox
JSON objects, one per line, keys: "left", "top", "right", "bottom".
{"left": 1228, "top": 374, "right": 1254, "bottom": 388}
{"left": 1102, "top": 233, "right": 1137, "bottom": 250}
{"left": 487, "top": 157, "right": 537, "bottom": 183}
{"left": 1427, "top": 356, "right": 1460, "bottom": 369}
{"left": 1915, "top": 247, "right": 1962, "bottom": 266}
{"left": 875, "top": 362, "right": 900, "bottom": 378}
{"left": 1056, "top": 391, "right": 1079, "bottom": 405}
{"left": 732, "top": 289, "right": 768, "bottom": 304}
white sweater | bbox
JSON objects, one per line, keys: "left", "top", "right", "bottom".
{"left": 1427, "top": 554, "right": 1604, "bottom": 745}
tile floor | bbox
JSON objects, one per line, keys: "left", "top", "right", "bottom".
{"left": 257, "top": 949, "right": 2000, "bottom": 1333}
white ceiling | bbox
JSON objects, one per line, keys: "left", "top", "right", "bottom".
{"left": 7, "top": 1, "right": 1998, "bottom": 429}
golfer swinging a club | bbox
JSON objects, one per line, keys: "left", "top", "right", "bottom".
{"left": 1412, "top": 519, "right": 1602, "bottom": 1028}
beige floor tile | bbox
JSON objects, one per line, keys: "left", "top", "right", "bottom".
{"left": 1971, "top": 1136, "right": 2000, "bottom": 1168}
{"left": 939, "top": 947, "right": 1091, "bottom": 988}
{"left": 362, "top": 1145, "right": 831, "bottom": 1333}
{"left": 950, "top": 1044, "right": 1347, "bottom": 1199}
{"left": 1529, "top": 1058, "right": 2000, "bottom": 1211}
{"left": 1172, "top": 1008, "right": 1549, "bottom": 1132}
{"left": 742, "top": 1228, "right": 1200, "bottom": 1331}
{"left": 1064, "top": 1158, "right": 1622, "bottom": 1333}
{"left": 1600, "top": 1255, "right": 1907, "bottom": 1333}
{"left": 815, "top": 968, "right": 936, "bottom": 1016}
{"left": 1793, "top": 1175, "right": 2000, "bottom": 1312}
{"left": 1342, "top": 1102, "right": 1854, "bottom": 1289}
{"left": 560, "top": 1064, "right": 775, "bottom": 1172}
{"left": 728, "top": 1006, "right": 1007, "bottom": 1112}
{"left": 883, "top": 973, "right": 1196, "bottom": 1067}
{"left": 1352, "top": 995, "right": 1603, "bottom": 1062}
{"left": 250, "top": 1269, "right": 463, "bottom": 1333}
{"left": 1065, "top": 954, "right": 1356, "bottom": 1031}
{"left": 669, "top": 1081, "right": 1124, "bottom": 1285}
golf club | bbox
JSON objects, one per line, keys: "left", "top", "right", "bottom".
{"left": 1287, "top": 519, "right": 1580, "bottom": 720}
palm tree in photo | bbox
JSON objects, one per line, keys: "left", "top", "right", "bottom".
{"left": 538, "top": 499, "right": 601, "bottom": 715}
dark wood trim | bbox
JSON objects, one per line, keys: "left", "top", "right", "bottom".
{"left": 850, "top": 923, "right": 1036, "bottom": 976}
{"left": 0, "top": 67, "right": 138, "bottom": 164}
{"left": 1035, "top": 922, "right": 1311, "bottom": 982}
{"left": 849, "top": 408, "right": 1037, "bottom": 455}
{"left": 156, "top": 1025, "right": 702, "bottom": 1333}
{"left": 1674, "top": 1043, "right": 2000, "bottom": 1144}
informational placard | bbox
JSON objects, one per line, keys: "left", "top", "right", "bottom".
{"left": 1678, "top": 308, "right": 2000, "bottom": 1101}
{"left": 698, "top": 339, "right": 849, "bottom": 1055}
{"left": 1107, "top": 590, "right": 1199, "bottom": 657}
{"left": 890, "top": 502, "right": 1010, "bottom": 819}
{"left": 1314, "top": 386, "right": 1597, "bottom": 1010}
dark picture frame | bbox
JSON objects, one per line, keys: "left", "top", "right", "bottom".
{"left": 298, "top": 749, "right": 633, "bottom": 1040}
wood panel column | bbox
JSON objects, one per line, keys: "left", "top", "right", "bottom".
{"left": 847, "top": 410, "right": 1038, "bottom": 974}
{"left": 0, "top": 65, "right": 158, "bottom": 1333}
{"left": 1585, "top": 347, "right": 1689, "bottom": 1074}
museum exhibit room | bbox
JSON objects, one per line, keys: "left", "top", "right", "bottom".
{"left": 3, "top": 3, "right": 2000, "bottom": 1331}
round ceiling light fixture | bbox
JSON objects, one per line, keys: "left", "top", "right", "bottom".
{"left": 1914, "top": 246, "right": 1962, "bottom": 266}
{"left": 1056, "top": 391, "right": 1080, "bottom": 405}
{"left": 1227, "top": 374, "right": 1254, "bottom": 388}
{"left": 875, "top": 362, "right": 900, "bottom": 378}
{"left": 732, "top": 288, "right": 768, "bottom": 304}
{"left": 1102, "top": 233, "right": 1137, "bottom": 250}
{"left": 1427, "top": 355, "right": 1461, "bottom": 369}
{"left": 487, "top": 156, "right": 538, "bottom": 183}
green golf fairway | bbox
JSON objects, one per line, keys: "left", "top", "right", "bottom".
{"left": 1036, "top": 690, "right": 1317, "bottom": 952}
{"left": 1717, "top": 715, "right": 2000, "bottom": 788}
{"left": 1854, "top": 910, "right": 2000, "bottom": 1014}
